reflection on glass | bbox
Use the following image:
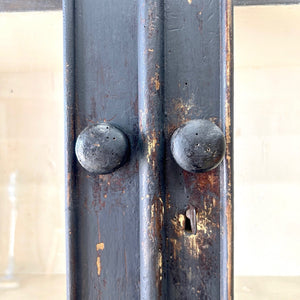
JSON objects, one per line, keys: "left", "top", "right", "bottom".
{"left": 0, "top": 12, "right": 65, "bottom": 299}
{"left": 234, "top": 5, "right": 300, "bottom": 300}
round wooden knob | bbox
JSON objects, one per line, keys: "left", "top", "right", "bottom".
{"left": 170, "top": 119, "right": 225, "bottom": 173}
{"left": 75, "top": 123, "right": 130, "bottom": 174}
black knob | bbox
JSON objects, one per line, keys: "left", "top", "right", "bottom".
{"left": 75, "top": 123, "right": 130, "bottom": 174}
{"left": 170, "top": 119, "right": 225, "bottom": 173}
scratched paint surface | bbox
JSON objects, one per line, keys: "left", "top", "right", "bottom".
{"left": 66, "top": 0, "right": 140, "bottom": 299}
{"left": 164, "top": 0, "right": 223, "bottom": 299}
{"left": 65, "top": 0, "right": 232, "bottom": 298}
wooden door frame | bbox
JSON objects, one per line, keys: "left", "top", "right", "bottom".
{"left": 63, "top": 0, "right": 233, "bottom": 299}
{"left": 1, "top": 0, "right": 299, "bottom": 12}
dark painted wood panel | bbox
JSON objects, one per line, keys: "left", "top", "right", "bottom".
{"left": 234, "top": 0, "right": 300, "bottom": 5}
{"left": 64, "top": 0, "right": 233, "bottom": 298}
{"left": 64, "top": 0, "right": 140, "bottom": 299}
{"left": 2, "top": 0, "right": 298, "bottom": 12}
{"left": 164, "top": 0, "right": 222, "bottom": 298}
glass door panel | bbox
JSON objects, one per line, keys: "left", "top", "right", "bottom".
{"left": 0, "top": 11, "right": 65, "bottom": 300}
{"left": 234, "top": 5, "right": 300, "bottom": 300}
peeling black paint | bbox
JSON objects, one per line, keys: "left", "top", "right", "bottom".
{"left": 64, "top": 0, "right": 233, "bottom": 298}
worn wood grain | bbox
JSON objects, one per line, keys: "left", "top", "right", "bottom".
{"left": 64, "top": 0, "right": 233, "bottom": 298}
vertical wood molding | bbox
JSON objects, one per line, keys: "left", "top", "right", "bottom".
{"left": 138, "top": 0, "right": 165, "bottom": 298}
{"left": 63, "top": 0, "right": 78, "bottom": 299}
{"left": 220, "top": 0, "right": 234, "bottom": 299}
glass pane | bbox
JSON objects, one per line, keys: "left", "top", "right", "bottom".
{"left": 234, "top": 5, "right": 300, "bottom": 300}
{"left": 0, "top": 12, "right": 65, "bottom": 299}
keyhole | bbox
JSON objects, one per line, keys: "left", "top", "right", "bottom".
{"left": 185, "top": 216, "right": 192, "bottom": 232}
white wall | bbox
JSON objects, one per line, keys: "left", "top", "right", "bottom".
{"left": 0, "top": 12, "right": 65, "bottom": 275}
{"left": 234, "top": 5, "right": 300, "bottom": 276}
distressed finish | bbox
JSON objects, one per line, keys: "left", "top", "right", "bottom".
{"left": 64, "top": 0, "right": 140, "bottom": 299}
{"left": 64, "top": 0, "right": 233, "bottom": 299}
{"left": 138, "top": 0, "right": 165, "bottom": 299}
{"left": 170, "top": 120, "right": 225, "bottom": 173}
{"left": 2, "top": 0, "right": 298, "bottom": 13}
{"left": 220, "top": 1, "right": 234, "bottom": 299}
{"left": 163, "top": 1, "right": 232, "bottom": 299}
{"left": 75, "top": 123, "right": 130, "bottom": 174}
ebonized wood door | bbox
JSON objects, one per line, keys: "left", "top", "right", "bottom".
{"left": 64, "top": 1, "right": 233, "bottom": 299}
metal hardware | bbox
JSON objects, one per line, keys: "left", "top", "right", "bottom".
{"left": 75, "top": 122, "right": 130, "bottom": 174}
{"left": 170, "top": 119, "right": 225, "bottom": 173}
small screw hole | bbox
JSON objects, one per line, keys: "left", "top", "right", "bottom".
{"left": 195, "top": 133, "right": 198, "bottom": 136}
{"left": 113, "top": 137, "right": 116, "bottom": 140}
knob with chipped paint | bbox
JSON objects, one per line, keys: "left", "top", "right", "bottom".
{"left": 170, "top": 119, "right": 225, "bottom": 173}
{"left": 75, "top": 122, "right": 130, "bottom": 174}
